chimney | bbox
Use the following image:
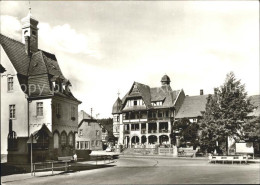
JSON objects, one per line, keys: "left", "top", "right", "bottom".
{"left": 25, "top": 36, "right": 30, "bottom": 55}
{"left": 200, "top": 89, "right": 204, "bottom": 95}
{"left": 9, "top": 119, "right": 13, "bottom": 134}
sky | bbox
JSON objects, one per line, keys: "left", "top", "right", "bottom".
{"left": 0, "top": 1, "right": 259, "bottom": 118}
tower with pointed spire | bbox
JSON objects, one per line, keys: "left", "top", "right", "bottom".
{"left": 21, "top": 7, "right": 39, "bottom": 53}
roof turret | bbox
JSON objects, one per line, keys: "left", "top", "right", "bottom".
{"left": 112, "top": 97, "right": 122, "bottom": 114}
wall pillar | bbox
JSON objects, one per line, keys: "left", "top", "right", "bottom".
{"left": 157, "top": 122, "right": 159, "bottom": 133}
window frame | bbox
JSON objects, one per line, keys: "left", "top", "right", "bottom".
{"left": 36, "top": 102, "right": 43, "bottom": 117}
{"left": 7, "top": 77, "right": 14, "bottom": 92}
{"left": 61, "top": 132, "right": 67, "bottom": 146}
{"left": 9, "top": 104, "right": 16, "bottom": 119}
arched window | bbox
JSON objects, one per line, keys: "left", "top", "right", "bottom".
{"left": 61, "top": 132, "right": 67, "bottom": 146}
{"left": 68, "top": 133, "right": 74, "bottom": 146}
{"left": 53, "top": 132, "right": 59, "bottom": 148}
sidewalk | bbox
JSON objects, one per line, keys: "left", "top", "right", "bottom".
{"left": 1, "top": 160, "right": 116, "bottom": 184}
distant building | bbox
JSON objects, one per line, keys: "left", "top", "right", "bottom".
{"left": 112, "top": 75, "right": 186, "bottom": 148}
{"left": 112, "top": 74, "right": 260, "bottom": 153}
{"left": 76, "top": 110, "right": 103, "bottom": 151}
{"left": 248, "top": 95, "right": 260, "bottom": 118}
{"left": 175, "top": 91, "right": 208, "bottom": 123}
{"left": 0, "top": 11, "right": 81, "bottom": 162}
{"left": 101, "top": 127, "right": 109, "bottom": 143}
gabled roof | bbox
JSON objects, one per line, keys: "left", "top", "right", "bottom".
{"left": 175, "top": 95, "right": 208, "bottom": 119}
{"left": 248, "top": 95, "right": 260, "bottom": 117}
{"left": 78, "top": 110, "right": 92, "bottom": 122}
{"left": 0, "top": 34, "right": 80, "bottom": 102}
{"left": 27, "top": 124, "right": 52, "bottom": 143}
{"left": 120, "top": 81, "right": 181, "bottom": 112}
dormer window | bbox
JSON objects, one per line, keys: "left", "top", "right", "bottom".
{"left": 126, "top": 99, "right": 144, "bottom": 107}
{"left": 152, "top": 101, "right": 163, "bottom": 106}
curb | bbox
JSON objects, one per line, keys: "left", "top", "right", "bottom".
{"left": 119, "top": 155, "right": 260, "bottom": 162}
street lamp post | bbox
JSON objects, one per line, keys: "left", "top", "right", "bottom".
{"left": 31, "top": 134, "right": 33, "bottom": 176}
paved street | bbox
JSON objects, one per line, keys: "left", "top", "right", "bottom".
{"left": 2, "top": 157, "right": 260, "bottom": 184}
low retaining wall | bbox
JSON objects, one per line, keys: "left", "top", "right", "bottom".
{"left": 209, "top": 155, "right": 248, "bottom": 164}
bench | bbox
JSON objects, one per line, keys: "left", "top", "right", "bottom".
{"left": 209, "top": 155, "right": 248, "bottom": 164}
{"left": 178, "top": 148, "right": 197, "bottom": 157}
{"left": 58, "top": 156, "right": 74, "bottom": 162}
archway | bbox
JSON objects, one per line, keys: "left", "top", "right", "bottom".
{"left": 148, "top": 135, "right": 157, "bottom": 144}
{"left": 141, "top": 136, "right": 147, "bottom": 144}
{"left": 131, "top": 136, "right": 139, "bottom": 144}
{"left": 159, "top": 135, "right": 169, "bottom": 145}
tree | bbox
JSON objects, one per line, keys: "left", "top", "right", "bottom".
{"left": 199, "top": 72, "right": 255, "bottom": 154}
{"left": 171, "top": 118, "right": 199, "bottom": 148}
{"left": 242, "top": 117, "right": 260, "bottom": 153}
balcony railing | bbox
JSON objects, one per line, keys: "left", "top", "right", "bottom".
{"left": 159, "top": 129, "right": 170, "bottom": 133}
{"left": 148, "top": 130, "right": 157, "bottom": 134}
{"left": 141, "top": 129, "right": 146, "bottom": 134}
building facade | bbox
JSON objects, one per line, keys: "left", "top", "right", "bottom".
{"left": 76, "top": 110, "right": 103, "bottom": 151}
{"left": 112, "top": 75, "right": 186, "bottom": 148}
{"left": 0, "top": 11, "right": 81, "bottom": 162}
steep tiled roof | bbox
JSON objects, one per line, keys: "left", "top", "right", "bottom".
{"left": 0, "top": 34, "right": 30, "bottom": 76}
{"left": 248, "top": 95, "right": 260, "bottom": 117}
{"left": 0, "top": 34, "right": 80, "bottom": 102}
{"left": 135, "top": 82, "right": 152, "bottom": 108}
{"left": 175, "top": 95, "right": 208, "bottom": 119}
{"left": 0, "top": 64, "right": 6, "bottom": 73}
{"left": 120, "top": 81, "right": 181, "bottom": 112}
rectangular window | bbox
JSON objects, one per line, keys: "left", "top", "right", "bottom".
{"left": 80, "top": 141, "right": 85, "bottom": 149}
{"left": 96, "top": 130, "right": 100, "bottom": 136}
{"left": 134, "top": 100, "right": 137, "bottom": 106}
{"left": 76, "top": 141, "right": 79, "bottom": 149}
{"left": 85, "top": 141, "right": 89, "bottom": 149}
{"left": 36, "top": 102, "right": 43, "bottom": 116}
{"left": 7, "top": 77, "right": 14, "bottom": 91}
{"left": 79, "top": 129, "right": 83, "bottom": 136}
{"left": 96, "top": 140, "right": 99, "bottom": 146}
{"left": 165, "top": 111, "right": 169, "bottom": 117}
{"left": 9, "top": 105, "right": 15, "bottom": 119}
{"left": 91, "top": 140, "right": 95, "bottom": 147}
